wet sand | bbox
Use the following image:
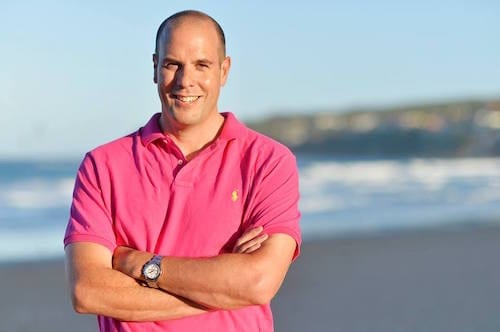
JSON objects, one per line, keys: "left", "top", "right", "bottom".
{"left": 2, "top": 225, "right": 500, "bottom": 332}
{"left": 273, "top": 225, "right": 500, "bottom": 332}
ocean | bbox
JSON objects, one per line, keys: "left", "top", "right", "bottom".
{"left": 1, "top": 156, "right": 499, "bottom": 263}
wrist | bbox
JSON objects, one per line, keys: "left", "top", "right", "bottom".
{"left": 113, "top": 246, "right": 154, "bottom": 281}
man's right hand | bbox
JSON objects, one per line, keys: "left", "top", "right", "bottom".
{"left": 232, "top": 226, "right": 269, "bottom": 253}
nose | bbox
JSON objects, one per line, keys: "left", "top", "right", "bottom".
{"left": 175, "top": 65, "right": 194, "bottom": 88}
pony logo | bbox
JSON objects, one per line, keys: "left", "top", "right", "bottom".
{"left": 231, "top": 189, "right": 239, "bottom": 202}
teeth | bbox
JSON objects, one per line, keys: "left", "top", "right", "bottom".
{"left": 176, "top": 96, "right": 199, "bottom": 103}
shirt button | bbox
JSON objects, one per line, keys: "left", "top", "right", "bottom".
{"left": 178, "top": 159, "right": 183, "bottom": 165}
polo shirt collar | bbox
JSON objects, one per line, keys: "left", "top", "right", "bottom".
{"left": 217, "top": 112, "right": 246, "bottom": 142}
{"left": 140, "top": 113, "right": 165, "bottom": 146}
{"left": 140, "top": 112, "right": 246, "bottom": 146}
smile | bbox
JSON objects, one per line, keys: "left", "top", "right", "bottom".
{"left": 174, "top": 95, "right": 200, "bottom": 103}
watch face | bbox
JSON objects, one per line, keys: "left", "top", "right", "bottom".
{"left": 144, "top": 263, "right": 161, "bottom": 280}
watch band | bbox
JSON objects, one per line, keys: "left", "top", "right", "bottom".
{"left": 149, "top": 255, "right": 163, "bottom": 266}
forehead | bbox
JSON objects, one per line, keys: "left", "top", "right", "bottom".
{"left": 158, "top": 18, "right": 222, "bottom": 58}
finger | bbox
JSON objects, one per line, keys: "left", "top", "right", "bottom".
{"left": 241, "top": 242, "right": 262, "bottom": 254}
{"left": 234, "top": 226, "right": 263, "bottom": 248}
{"left": 234, "top": 233, "right": 268, "bottom": 253}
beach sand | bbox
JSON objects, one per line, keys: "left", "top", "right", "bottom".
{"left": 2, "top": 225, "right": 499, "bottom": 332}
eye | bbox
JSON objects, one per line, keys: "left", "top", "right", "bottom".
{"left": 163, "top": 63, "right": 178, "bottom": 70}
{"left": 197, "top": 63, "right": 210, "bottom": 69}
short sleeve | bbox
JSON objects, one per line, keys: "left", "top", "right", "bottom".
{"left": 63, "top": 153, "right": 116, "bottom": 252}
{"left": 245, "top": 151, "right": 302, "bottom": 260}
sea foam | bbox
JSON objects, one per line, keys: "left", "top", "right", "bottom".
{"left": 1, "top": 157, "right": 500, "bottom": 262}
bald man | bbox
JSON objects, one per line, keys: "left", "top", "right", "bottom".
{"left": 64, "top": 10, "right": 301, "bottom": 331}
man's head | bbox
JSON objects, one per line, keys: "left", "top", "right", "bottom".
{"left": 153, "top": 10, "right": 231, "bottom": 131}
{"left": 155, "top": 10, "right": 227, "bottom": 62}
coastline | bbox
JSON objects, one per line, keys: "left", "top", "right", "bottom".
{"left": 3, "top": 225, "right": 500, "bottom": 332}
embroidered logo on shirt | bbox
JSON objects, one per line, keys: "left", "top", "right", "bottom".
{"left": 231, "top": 189, "right": 239, "bottom": 202}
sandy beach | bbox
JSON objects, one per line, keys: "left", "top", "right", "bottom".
{"left": 2, "top": 225, "right": 499, "bottom": 332}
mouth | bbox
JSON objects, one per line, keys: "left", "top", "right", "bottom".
{"left": 172, "top": 95, "right": 201, "bottom": 104}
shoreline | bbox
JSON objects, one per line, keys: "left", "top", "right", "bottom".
{"left": 3, "top": 225, "right": 500, "bottom": 331}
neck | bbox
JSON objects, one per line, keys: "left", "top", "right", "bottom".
{"left": 159, "top": 112, "right": 225, "bottom": 160}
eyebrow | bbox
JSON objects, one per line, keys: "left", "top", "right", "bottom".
{"left": 161, "top": 57, "right": 181, "bottom": 65}
{"left": 161, "top": 56, "right": 215, "bottom": 66}
{"left": 196, "top": 58, "right": 214, "bottom": 65}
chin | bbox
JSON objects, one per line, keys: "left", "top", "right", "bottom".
{"left": 171, "top": 110, "right": 205, "bottom": 127}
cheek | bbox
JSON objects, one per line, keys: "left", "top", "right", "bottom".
{"left": 203, "top": 78, "right": 212, "bottom": 88}
{"left": 159, "top": 69, "right": 175, "bottom": 84}
{"left": 158, "top": 73, "right": 175, "bottom": 91}
{"left": 201, "top": 75, "right": 219, "bottom": 93}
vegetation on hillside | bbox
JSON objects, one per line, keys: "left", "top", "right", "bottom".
{"left": 247, "top": 98, "right": 500, "bottom": 157}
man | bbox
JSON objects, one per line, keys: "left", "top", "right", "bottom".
{"left": 64, "top": 10, "right": 301, "bottom": 331}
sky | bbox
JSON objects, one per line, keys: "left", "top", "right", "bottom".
{"left": 1, "top": 0, "right": 499, "bottom": 158}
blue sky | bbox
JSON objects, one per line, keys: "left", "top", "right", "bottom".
{"left": 1, "top": 0, "right": 499, "bottom": 158}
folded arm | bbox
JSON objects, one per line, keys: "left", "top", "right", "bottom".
{"left": 113, "top": 233, "right": 297, "bottom": 310}
{"left": 65, "top": 227, "right": 269, "bottom": 321}
{"left": 65, "top": 242, "right": 209, "bottom": 322}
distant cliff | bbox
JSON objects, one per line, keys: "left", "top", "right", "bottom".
{"left": 246, "top": 98, "right": 500, "bottom": 157}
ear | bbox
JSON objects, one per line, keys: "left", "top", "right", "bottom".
{"left": 152, "top": 53, "right": 158, "bottom": 84}
{"left": 220, "top": 56, "right": 231, "bottom": 86}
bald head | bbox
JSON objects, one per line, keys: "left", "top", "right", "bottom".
{"left": 155, "top": 10, "right": 226, "bottom": 61}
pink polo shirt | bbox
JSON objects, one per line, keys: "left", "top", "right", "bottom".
{"left": 64, "top": 112, "right": 301, "bottom": 332}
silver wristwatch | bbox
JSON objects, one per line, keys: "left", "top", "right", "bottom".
{"left": 142, "top": 255, "right": 163, "bottom": 288}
